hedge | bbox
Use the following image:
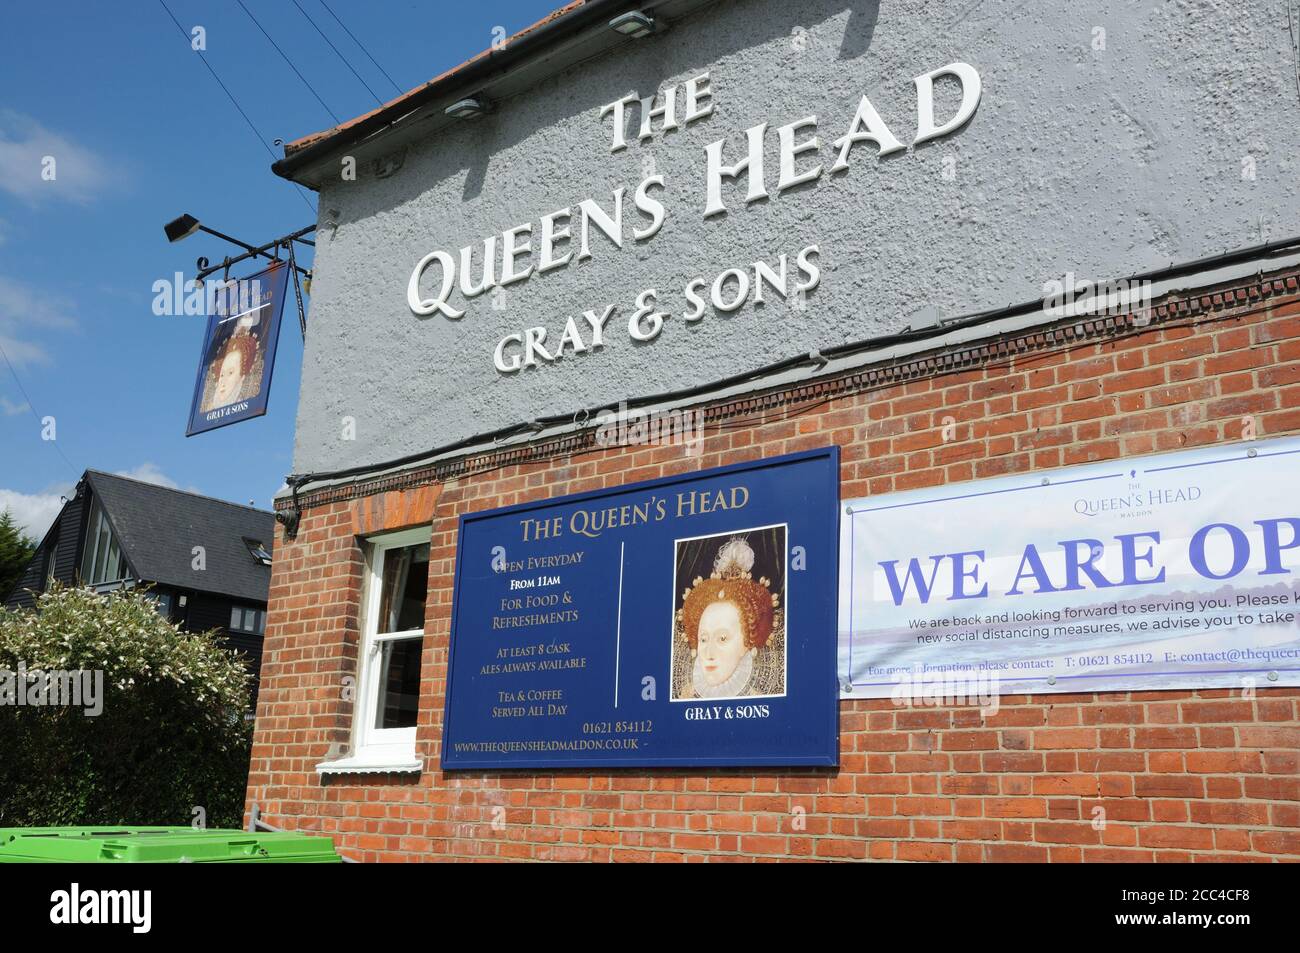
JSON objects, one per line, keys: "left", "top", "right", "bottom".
{"left": 0, "top": 585, "right": 253, "bottom": 829}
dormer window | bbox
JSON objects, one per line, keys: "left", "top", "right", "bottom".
{"left": 44, "top": 528, "right": 59, "bottom": 589}
{"left": 243, "top": 537, "right": 272, "bottom": 566}
{"left": 80, "top": 497, "right": 129, "bottom": 586}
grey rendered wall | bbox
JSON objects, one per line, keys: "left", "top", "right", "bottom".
{"left": 292, "top": 0, "right": 1300, "bottom": 475}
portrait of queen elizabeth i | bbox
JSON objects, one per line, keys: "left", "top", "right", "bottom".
{"left": 198, "top": 319, "right": 267, "bottom": 414}
{"left": 671, "top": 526, "right": 787, "bottom": 701}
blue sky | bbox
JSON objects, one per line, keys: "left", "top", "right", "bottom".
{"left": 0, "top": 0, "right": 559, "bottom": 539}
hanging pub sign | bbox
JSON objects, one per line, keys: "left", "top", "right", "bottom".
{"left": 442, "top": 447, "right": 840, "bottom": 769}
{"left": 185, "top": 259, "right": 289, "bottom": 436}
{"left": 839, "top": 436, "right": 1300, "bottom": 699}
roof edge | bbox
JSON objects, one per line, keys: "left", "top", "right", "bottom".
{"left": 272, "top": 0, "right": 635, "bottom": 185}
{"left": 84, "top": 469, "right": 274, "bottom": 517}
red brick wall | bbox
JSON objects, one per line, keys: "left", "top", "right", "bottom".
{"left": 246, "top": 273, "right": 1300, "bottom": 861}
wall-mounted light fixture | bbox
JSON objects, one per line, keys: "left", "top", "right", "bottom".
{"left": 164, "top": 213, "right": 268, "bottom": 261}
{"left": 609, "top": 10, "right": 657, "bottom": 38}
{"left": 162, "top": 213, "right": 315, "bottom": 282}
{"left": 444, "top": 96, "right": 491, "bottom": 119}
{"left": 163, "top": 213, "right": 203, "bottom": 243}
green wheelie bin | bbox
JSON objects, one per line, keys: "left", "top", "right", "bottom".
{"left": 0, "top": 827, "right": 343, "bottom": 863}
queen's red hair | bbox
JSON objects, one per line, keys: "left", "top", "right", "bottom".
{"left": 209, "top": 334, "right": 256, "bottom": 382}
{"left": 680, "top": 576, "right": 775, "bottom": 650}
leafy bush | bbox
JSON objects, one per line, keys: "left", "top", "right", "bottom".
{"left": 0, "top": 585, "right": 252, "bottom": 829}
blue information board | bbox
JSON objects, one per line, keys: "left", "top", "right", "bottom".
{"left": 442, "top": 447, "right": 840, "bottom": 769}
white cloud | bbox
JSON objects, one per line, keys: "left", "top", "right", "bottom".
{"left": 115, "top": 462, "right": 180, "bottom": 489}
{"left": 0, "top": 395, "right": 27, "bottom": 416}
{"left": 0, "top": 274, "right": 78, "bottom": 367}
{"left": 0, "top": 110, "right": 113, "bottom": 204}
{"left": 0, "top": 484, "right": 72, "bottom": 539}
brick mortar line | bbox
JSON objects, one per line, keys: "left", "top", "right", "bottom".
{"left": 263, "top": 820, "right": 1295, "bottom": 844}
{"left": 315, "top": 816, "right": 1285, "bottom": 832}
{"left": 301, "top": 803, "right": 1292, "bottom": 819}
{"left": 345, "top": 847, "right": 1283, "bottom": 859}
{"left": 333, "top": 836, "right": 1285, "bottom": 857}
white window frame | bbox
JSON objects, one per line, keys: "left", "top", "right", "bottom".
{"left": 229, "top": 605, "right": 265, "bottom": 635}
{"left": 318, "top": 527, "right": 428, "bottom": 775}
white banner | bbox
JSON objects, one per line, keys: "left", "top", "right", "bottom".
{"left": 839, "top": 437, "right": 1300, "bottom": 698}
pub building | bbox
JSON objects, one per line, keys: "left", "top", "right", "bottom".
{"left": 246, "top": 0, "right": 1300, "bottom": 862}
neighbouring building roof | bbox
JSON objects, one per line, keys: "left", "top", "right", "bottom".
{"left": 84, "top": 470, "right": 275, "bottom": 604}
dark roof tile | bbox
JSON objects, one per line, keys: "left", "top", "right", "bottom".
{"left": 85, "top": 470, "right": 275, "bottom": 604}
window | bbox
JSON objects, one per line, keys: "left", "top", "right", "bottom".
{"left": 44, "top": 531, "right": 58, "bottom": 589}
{"left": 243, "top": 537, "right": 272, "bottom": 566}
{"left": 229, "top": 606, "right": 266, "bottom": 634}
{"left": 146, "top": 592, "right": 173, "bottom": 620}
{"left": 80, "top": 497, "right": 130, "bottom": 586}
{"left": 318, "top": 529, "right": 429, "bottom": 774}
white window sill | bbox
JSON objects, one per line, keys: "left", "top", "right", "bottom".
{"left": 315, "top": 752, "right": 422, "bottom": 776}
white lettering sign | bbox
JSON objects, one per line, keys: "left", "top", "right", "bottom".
{"left": 406, "top": 64, "right": 983, "bottom": 371}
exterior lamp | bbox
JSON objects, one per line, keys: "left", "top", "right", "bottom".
{"left": 163, "top": 213, "right": 259, "bottom": 257}
{"left": 609, "top": 11, "right": 656, "bottom": 37}
{"left": 164, "top": 213, "right": 202, "bottom": 243}
{"left": 445, "top": 96, "right": 490, "bottom": 119}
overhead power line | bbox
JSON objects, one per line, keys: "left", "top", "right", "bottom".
{"left": 290, "top": 0, "right": 385, "bottom": 107}
{"left": 235, "top": 0, "right": 342, "bottom": 125}
{"left": 0, "top": 339, "right": 80, "bottom": 478}
{"left": 156, "top": 0, "right": 316, "bottom": 216}
{"left": 316, "top": 0, "right": 404, "bottom": 97}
